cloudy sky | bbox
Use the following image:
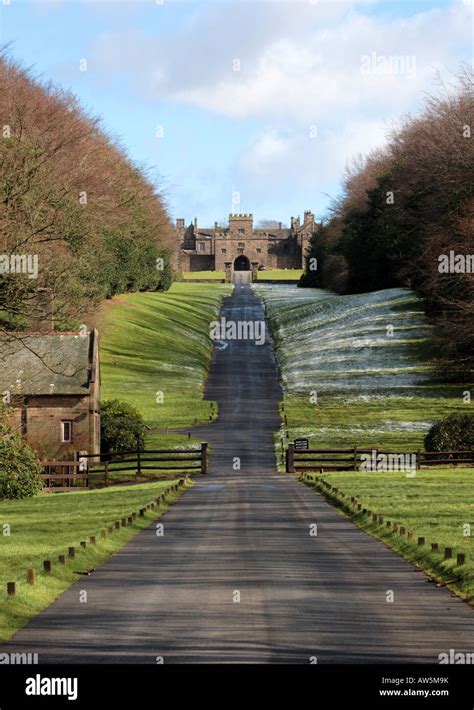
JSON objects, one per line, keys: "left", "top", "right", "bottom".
{"left": 0, "top": 0, "right": 471, "bottom": 225}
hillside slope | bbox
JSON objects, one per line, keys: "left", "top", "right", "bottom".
{"left": 254, "top": 284, "right": 472, "bottom": 452}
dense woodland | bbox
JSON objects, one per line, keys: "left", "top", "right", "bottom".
{"left": 0, "top": 55, "right": 175, "bottom": 332}
{"left": 301, "top": 67, "right": 474, "bottom": 377}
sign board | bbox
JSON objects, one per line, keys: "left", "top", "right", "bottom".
{"left": 294, "top": 438, "right": 309, "bottom": 451}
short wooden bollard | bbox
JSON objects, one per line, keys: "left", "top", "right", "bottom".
{"left": 399, "top": 527, "right": 405, "bottom": 536}
{"left": 139, "top": 509, "right": 145, "bottom": 517}
{"left": 68, "top": 547, "right": 75, "bottom": 558}
{"left": 89, "top": 536, "right": 96, "bottom": 545}
{"left": 80, "top": 541, "right": 87, "bottom": 549}
{"left": 418, "top": 537, "right": 425, "bottom": 546}
{"left": 115, "top": 521, "right": 120, "bottom": 530}
{"left": 393, "top": 524, "right": 398, "bottom": 533}
{"left": 378, "top": 516, "right": 383, "bottom": 525}
{"left": 386, "top": 521, "right": 391, "bottom": 528}
{"left": 7, "top": 582, "right": 16, "bottom": 596}
{"left": 43, "top": 560, "right": 52, "bottom": 574}
{"left": 121, "top": 518, "right": 126, "bottom": 527}
{"left": 372, "top": 513, "right": 377, "bottom": 522}
{"left": 58, "top": 555, "right": 66, "bottom": 565}
{"left": 457, "top": 553, "right": 465, "bottom": 566}
{"left": 444, "top": 547, "right": 452, "bottom": 560}
{"left": 101, "top": 530, "right": 107, "bottom": 539}
{"left": 362, "top": 508, "right": 367, "bottom": 515}
{"left": 431, "top": 543, "right": 438, "bottom": 552}
{"left": 108, "top": 526, "right": 113, "bottom": 533}
{"left": 407, "top": 531, "right": 413, "bottom": 540}
{"left": 27, "top": 569, "right": 35, "bottom": 585}
{"left": 357, "top": 504, "right": 362, "bottom": 511}
{"left": 367, "top": 510, "right": 372, "bottom": 516}
{"left": 128, "top": 516, "right": 132, "bottom": 525}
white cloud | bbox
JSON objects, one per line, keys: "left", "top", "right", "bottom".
{"left": 85, "top": 0, "right": 471, "bottom": 217}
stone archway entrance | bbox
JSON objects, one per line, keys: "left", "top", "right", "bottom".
{"left": 234, "top": 255, "right": 250, "bottom": 271}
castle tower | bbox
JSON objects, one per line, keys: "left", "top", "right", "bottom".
{"left": 228, "top": 213, "right": 254, "bottom": 239}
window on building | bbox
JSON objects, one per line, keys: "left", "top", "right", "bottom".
{"left": 199, "top": 242, "right": 206, "bottom": 251}
{"left": 221, "top": 248, "right": 226, "bottom": 254}
{"left": 238, "top": 242, "right": 245, "bottom": 248}
{"left": 238, "top": 228, "right": 245, "bottom": 234}
{"left": 61, "top": 420, "right": 72, "bottom": 443}
{"left": 237, "top": 248, "right": 244, "bottom": 254}
{"left": 256, "top": 248, "right": 262, "bottom": 253}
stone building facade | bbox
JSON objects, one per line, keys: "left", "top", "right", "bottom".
{"left": 177, "top": 211, "right": 316, "bottom": 273}
{"left": 0, "top": 330, "right": 100, "bottom": 460}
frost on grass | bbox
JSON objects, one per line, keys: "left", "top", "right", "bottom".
{"left": 254, "top": 285, "right": 465, "bottom": 449}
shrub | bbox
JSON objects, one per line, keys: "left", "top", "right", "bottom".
{"left": 100, "top": 399, "right": 146, "bottom": 454}
{"left": 0, "top": 416, "right": 43, "bottom": 499}
{"left": 424, "top": 413, "right": 474, "bottom": 452}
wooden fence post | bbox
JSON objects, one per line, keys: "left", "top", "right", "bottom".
{"left": 353, "top": 446, "right": 358, "bottom": 471}
{"left": 137, "top": 448, "right": 141, "bottom": 478}
{"left": 201, "top": 442, "right": 208, "bottom": 475}
{"left": 104, "top": 461, "right": 109, "bottom": 488}
{"left": 286, "top": 443, "right": 295, "bottom": 473}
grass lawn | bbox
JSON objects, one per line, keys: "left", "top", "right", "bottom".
{"left": 178, "top": 271, "right": 225, "bottom": 280}
{"left": 254, "top": 284, "right": 472, "bottom": 465}
{"left": 0, "top": 480, "right": 187, "bottom": 643}
{"left": 97, "top": 283, "right": 231, "bottom": 449}
{"left": 256, "top": 269, "right": 303, "bottom": 281}
{"left": 303, "top": 469, "right": 474, "bottom": 604}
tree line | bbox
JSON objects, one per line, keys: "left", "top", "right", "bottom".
{"left": 300, "top": 67, "right": 473, "bottom": 377}
{"left": 0, "top": 53, "right": 175, "bottom": 332}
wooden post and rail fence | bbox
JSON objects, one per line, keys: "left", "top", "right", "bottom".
{"left": 41, "top": 443, "right": 208, "bottom": 492}
{"left": 285, "top": 443, "right": 474, "bottom": 473}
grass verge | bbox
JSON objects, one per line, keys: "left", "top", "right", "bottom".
{"left": 0, "top": 479, "right": 188, "bottom": 642}
{"left": 97, "top": 283, "right": 231, "bottom": 448}
{"left": 302, "top": 469, "right": 474, "bottom": 604}
{"left": 253, "top": 285, "right": 472, "bottom": 463}
{"left": 178, "top": 271, "right": 225, "bottom": 280}
{"left": 256, "top": 269, "right": 303, "bottom": 281}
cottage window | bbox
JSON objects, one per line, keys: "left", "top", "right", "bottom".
{"left": 61, "top": 420, "right": 72, "bottom": 443}
{"left": 256, "top": 248, "right": 262, "bottom": 253}
{"left": 198, "top": 242, "right": 206, "bottom": 251}
{"left": 238, "top": 228, "right": 245, "bottom": 234}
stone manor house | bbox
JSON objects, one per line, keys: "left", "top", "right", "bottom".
{"left": 176, "top": 210, "right": 317, "bottom": 273}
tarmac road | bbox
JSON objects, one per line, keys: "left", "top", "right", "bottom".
{"left": 5, "top": 284, "right": 474, "bottom": 663}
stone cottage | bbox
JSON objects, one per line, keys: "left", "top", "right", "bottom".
{"left": 0, "top": 329, "right": 100, "bottom": 460}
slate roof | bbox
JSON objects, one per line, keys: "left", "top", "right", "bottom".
{"left": 0, "top": 333, "right": 92, "bottom": 395}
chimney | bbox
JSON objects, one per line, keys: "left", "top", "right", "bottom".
{"left": 30, "top": 288, "right": 54, "bottom": 333}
